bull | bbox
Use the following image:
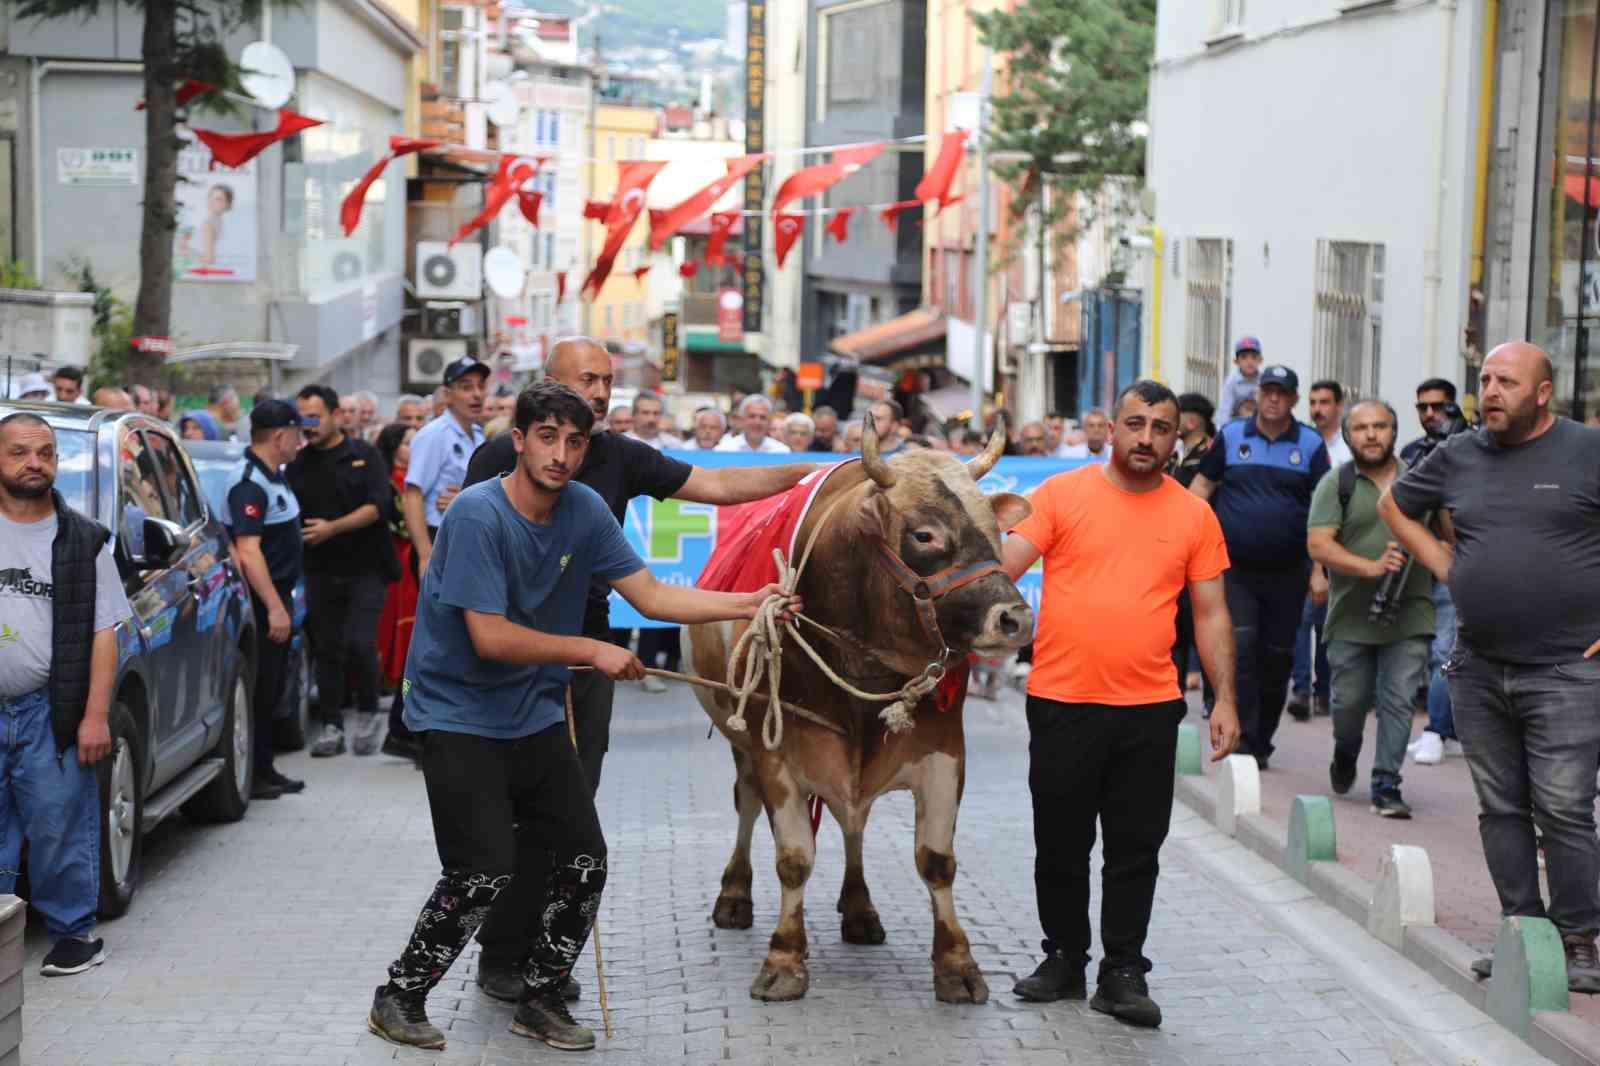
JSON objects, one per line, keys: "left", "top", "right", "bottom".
{"left": 684, "top": 423, "right": 1034, "bottom": 1004}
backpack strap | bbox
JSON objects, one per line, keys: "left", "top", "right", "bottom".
{"left": 1337, "top": 461, "right": 1358, "bottom": 525}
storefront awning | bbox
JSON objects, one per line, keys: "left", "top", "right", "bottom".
{"left": 828, "top": 308, "right": 946, "bottom": 364}
{"left": 685, "top": 326, "right": 746, "bottom": 353}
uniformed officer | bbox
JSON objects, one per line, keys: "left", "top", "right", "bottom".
{"left": 226, "top": 399, "right": 307, "bottom": 799}
{"left": 1188, "top": 365, "right": 1329, "bottom": 767}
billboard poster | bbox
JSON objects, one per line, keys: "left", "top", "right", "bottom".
{"left": 172, "top": 137, "right": 258, "bottom": 283}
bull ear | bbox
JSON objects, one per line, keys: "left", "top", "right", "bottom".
{"left": 852, "top": 489, "right": 892, "bottom": 540}
{"left": 988, "top": 492, "right": 1032, "bottom": 532}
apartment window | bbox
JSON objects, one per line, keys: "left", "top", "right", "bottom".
{"left": 1212, "top": 0, "right": 1245, "bottom": 36}
{"left": 1183, "top": 238, "right": 1233, "bottom": 405}
{"left": 818, "top": 0, "right": 902, "bottom": 121}
{"left": 548, "top": 112, "right": 561, "bottom": 147}
{"left": 543, "top": 234, "right": 555, "bottom": 269}
{"left": 1312, "top": 240, "right": 1385, "bottom": 403}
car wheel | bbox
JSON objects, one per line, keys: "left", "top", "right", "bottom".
{"left": 274, "top": 640, "right": 310, "bottom": 752}
{"left": 182, "top": 664, "right": 251, "bottom": 823}
{"left": 97, "top": 703, "right": 143, "bottom": 919}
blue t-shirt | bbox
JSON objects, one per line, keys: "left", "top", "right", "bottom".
{"left": 402, "top": 477, "right": 645, "bottom": 739}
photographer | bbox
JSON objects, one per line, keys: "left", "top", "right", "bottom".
{"left": 1306, "top": 400, "right": 1433, "bottom": 819}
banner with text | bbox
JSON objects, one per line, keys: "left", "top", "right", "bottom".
{"left": 607, "top": 451, "right": 1084, "bottom": 628}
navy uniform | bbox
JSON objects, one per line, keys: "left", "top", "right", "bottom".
{"left": 1194, "top": 366, "right": 1329, "bottom": 764}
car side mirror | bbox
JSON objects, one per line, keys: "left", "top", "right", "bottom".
{"left": 141, "top": 516, "right": 190, "bottom": 568}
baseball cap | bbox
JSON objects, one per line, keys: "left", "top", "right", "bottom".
{"left": 250, "top": 398, "right": 304, "bottom": 431}
{"left": 1258, "top": 365, "right": 1299, "bottom": 392}
{"left": 443, "top": 355, "right": 491, "bottom": 385}
{"left": 12, "top": 373, "right": 51, "bottom": 400}
{"left": 1235, "top": 335, "right": 1263, "bottom": 356}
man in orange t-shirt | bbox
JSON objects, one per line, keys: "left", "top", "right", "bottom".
{"left": 1000, "top": 379, "right": 1240, "bottom": 1029}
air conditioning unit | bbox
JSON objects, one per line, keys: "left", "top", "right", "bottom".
{"left": 301, "top": 239, "right": 366, "bottom": 292}
{"left": 414, "top": 242, "right": 482, "bottom": 301}
{"left": 405, "top": 337, "right": 470, "bottom": 387}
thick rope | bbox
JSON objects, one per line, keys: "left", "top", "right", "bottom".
{"left": 721, "top": 491, "right": 948, "bottom": 750}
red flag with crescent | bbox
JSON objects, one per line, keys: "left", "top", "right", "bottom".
{"left": 555, "top": 271, "right": 567, "bottom": 304}
{"left": 517, "top": 189, "right": 543, "bottom": 227}
{"left": 879, "top": 199, "right": 920, "bottom": 233}
{"left": 191, "top": 109, "right": 322, "bottom": 170}
{"left": 773, "top": 213, "right": 805, "bottom": 268}
{"left": 448, "top": 154, "right": 546, "bottom": 248}
{"left": 583, "top": 200, "right": 610, "bottom": 220}
{"left": 914, "top": 130, "right": 967, "bottom": 207}
{"left": 705, "top": 211, "right": 739, "bottom": 266}
{"left": 341, "top": 136, "right": 442, "bottom": 236}
{"left": 825, "top": 207, "right": 854, "bottom": 244}
{"left": 650, "top": 154, "right": 768, "bottom": 249}
{"left": 771, "top": 143, "right": 884, "bottom": 216}
{"left": 678, "top": 260, "right": 699, "bottom": 278}
{"left": 592, "top": 161, "right": 669, "bottom": 270}
{"left": 137, "top": 79, "right": 217, "bottom": 110}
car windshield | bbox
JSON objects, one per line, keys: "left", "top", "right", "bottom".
{"left": 52, "top": 429, "right": 95, "bottom": 516}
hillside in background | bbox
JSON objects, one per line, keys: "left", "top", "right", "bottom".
{"left": 523, "top": 0, "right": 728, "bottom": 51}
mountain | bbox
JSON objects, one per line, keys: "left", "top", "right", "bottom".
{"left": 522, "top": 0, "right": 729, "bottom": 52}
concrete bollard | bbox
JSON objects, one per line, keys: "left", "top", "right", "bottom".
{"left": 1214, "top": 753, "right": 1260, "bottom": 836}
{"left": 1176, "top": 722, "right": 1202, "bottom": 776}
{"left": 1485, "top": 915, "right": 1568, "bottom": 1037}
{"left": 1286, "top": 794, "right": 1337, "bottom": 884}
{"left": 0, "top": 895, "right": 23, "bottom": 1066}
{"left": 1368, "top": 844, "right": 1435, "bottom": 949}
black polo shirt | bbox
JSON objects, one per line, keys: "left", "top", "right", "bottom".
{"left": 226, "top": 449, "right": 303, "bottom": 588}
{"left": 465, "top": 430, "right": 693, "bottom": 634}
{"left": 286, "top": 434, "right": 395, "bottom": 576}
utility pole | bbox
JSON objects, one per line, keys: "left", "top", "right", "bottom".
{"left": 969, "top": 47, "right": 993, "bottom": 433}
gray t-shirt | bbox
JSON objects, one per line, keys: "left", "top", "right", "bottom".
{"left": 0, "top": 512, "right": 133, "bottom": 699}
{"left": 1389, "top": 418, "right": 1600, "bottom": 663}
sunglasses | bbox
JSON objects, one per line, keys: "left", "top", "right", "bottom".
{"left": 1415, "top": 402, "right": 1448, "bottom": 413}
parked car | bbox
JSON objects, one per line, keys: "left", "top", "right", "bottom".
{"left": 0, "top": 402, "right": 258, "bottom": 919}
{"left": 182, "top": 439, "right": 311, "bottom": 750}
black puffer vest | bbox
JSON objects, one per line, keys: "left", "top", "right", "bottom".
{"left": 46, "top": 490, "right": 112, "bottom": 754}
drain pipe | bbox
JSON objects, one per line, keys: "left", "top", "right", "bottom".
{"left": 1421, "top": 0, "right": 1460, "bottom": 379}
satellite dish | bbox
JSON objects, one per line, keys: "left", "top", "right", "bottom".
{"left": 483, "top": 246, "right": 526, "bottom": 300}
{"left": 485, "top": 82, "right": 520, "bottom": 129}
{"left": 239, "top": 42, "right": 296, "bottom": 109}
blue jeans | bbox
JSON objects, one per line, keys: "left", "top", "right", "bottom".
{"left": 1291, "top": 597, "right": 1330, "bottom": 700}
{"left": 1425, "top": 585, "right": 1456, "bottom": 740}
{"left": 1328, "top": 638, "right": 1430, "bottom": 799}
{"left": 0, "top": 689, "right": 99, "bottom": 938}
{"left": 1448, "top": 647, "right": 1600, "bottom": 937}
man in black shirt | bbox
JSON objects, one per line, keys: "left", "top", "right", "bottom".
{"left": 288, "top": 385, "right": 398, "bottom": 759}
{"left": 464, "top": 336, "right": 816, "bottom": 1002}
{"left": 1380, "top": 342, "right": 1600, "bottom": 992}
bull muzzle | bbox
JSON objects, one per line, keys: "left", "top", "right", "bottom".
{"left": 973, "top": 599, "right": 1034, "bottom": 655}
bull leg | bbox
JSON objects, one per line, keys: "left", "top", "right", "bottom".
{"left": 750, "top": 758, "right": 813, "bottom": 1001}
{"left": 836, "top": 806, "right": 886, "bottom": 945}
{"left": 915, "top": 752, "right": 988, "bottom": 1004}
{"left": 712, "top": 747, "right": 760, "bottom": 930}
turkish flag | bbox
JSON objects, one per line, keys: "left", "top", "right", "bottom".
{"left": 633, "top": 265, "right": 650, "bottom": 284}
{"left": 914, "top": 130, "right": 967, "bottom": 207}
{"left": 771, "top": 143, "right": 884, "bottom": 216}
{"left": 773, "top": 213, "right": 805, "bottom": 268}
{"left": 650, "top": 154, "right": 767, "bottom": 249}
{"left": 582, "top": 256, "right": 616, "bottom": 300}
{"left": 191, "top": 109, "right": 323, "bottom": 170}
{"left": 879, "top": 199, "right": 920, "bottom": 233}
{"left": 825, "top": 208, "right": 854, "bottom": 244}
{"left": 583, "top": 200, "right": 610, "bottom": 220}
{"left": 705, "top": 211, "right": 739, "bottom": 266}
{"left": 648, "top": 208, "right": 667, "bottom": 230}
{"left": 448, "top": 154, "right": 546, "bottom": 247}
{"left": 555, "top": 270, "right": 567, "bottom": 304}
{"left": 137, "top": 79, "right": 217, "bottom": 110}
{"left": 593, "top": 160, "right": 669, "bottom": 268}
{"left": 678, "top": 260, "right": 699, "bottom": 278}
{"left": 340, "top": 137, "right": 442, "bottom": 237}
{"left": 517, "top": 189, "right": 543, "bottom": 227}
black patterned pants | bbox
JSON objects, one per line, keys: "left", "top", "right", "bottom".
{"left": 386, "top": 724, "right": 608, "bottom": 999}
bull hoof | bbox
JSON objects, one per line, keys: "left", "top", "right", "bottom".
{"left": 750, "top": 957, "right": 810, "bottom": 1001}
{"left": 712, "top": 895, "right": 754, "bottom": 930}
{"left": 933, "top": 961, "right": 990, "bottom": 1005}
{"left": 840, "top": 907, "right": 886, "bottom": 945}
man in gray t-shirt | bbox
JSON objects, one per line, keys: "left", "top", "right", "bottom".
{"left": 1380, "top": 342, "right": 1600, "bottom": 991}
{"left": 0, "top": 412, "right": 131, "bottom": 981}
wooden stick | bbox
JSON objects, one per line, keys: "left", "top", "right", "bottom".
{"left": 565, "top": 689, "right": 613, "bottom": 1040}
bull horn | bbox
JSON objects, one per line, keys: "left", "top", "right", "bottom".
{"left": 861, "top": 416, "right": 896, "bottom": 488}
{"left": 967, "top": 417, "right": 1007, "bottom": 479}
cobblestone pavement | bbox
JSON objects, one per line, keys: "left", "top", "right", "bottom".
{"left": 1202, "top": 688, "right": 1600, "bottom": 1027}
{"left": 21, "top": 681, "right": 1470, "bottom": 1065}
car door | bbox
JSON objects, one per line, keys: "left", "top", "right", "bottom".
{"left": 114, "top": 425, "right": 201, "bottom": 789}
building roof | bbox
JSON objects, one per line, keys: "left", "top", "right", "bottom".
{"left": 828, "top": 307, "right": 946, "bottom": 364}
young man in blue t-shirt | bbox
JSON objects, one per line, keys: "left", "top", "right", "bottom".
{"left": 368, "top": 381, "right": 795, "bottom": 1054}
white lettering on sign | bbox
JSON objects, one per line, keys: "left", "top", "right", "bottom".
{"left": 58, "top": 147, "right": 139, "bottom": 186}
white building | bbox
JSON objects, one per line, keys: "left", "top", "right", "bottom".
{"left": 746, "top": 0, "right": 806, "bottom": 373}
{"left": 1145, "top": 0, "right": 1486, "bottom": 440}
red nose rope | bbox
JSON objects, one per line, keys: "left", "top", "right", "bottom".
{"left": 805, "top": 658, "right": 972, "bottom": 838}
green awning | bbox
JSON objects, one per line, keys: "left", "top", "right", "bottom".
{"left": 685, "top": 326, "right": 747, "bottom": 354}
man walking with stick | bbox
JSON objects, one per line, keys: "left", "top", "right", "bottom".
{"left": 367, "top": 382, "right": 799, "bottom": 1052}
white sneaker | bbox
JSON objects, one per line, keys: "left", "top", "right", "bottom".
{"left": 1443, "top": 739, "right": 1464, "bottom": 758}
{"left": 1412, "top": 730, "right": 1444, "bottom": 765}
{"left": 641, "top": 674, "right": 668, "bottom": 694}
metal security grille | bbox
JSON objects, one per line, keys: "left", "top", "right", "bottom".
{"left": 1184, "top": 238, "right": 1232, "bottom": 402}
{"left": 1312, "top": 240, "right": 1384, "bottom": 402}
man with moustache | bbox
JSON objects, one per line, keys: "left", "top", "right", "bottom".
{"left": 1380, "top": 342, "right": 1600, "bottom": 992}
{"left": 810, "top": 405, "right": 840, "bottom": 452}
{"left": 1306, "top": 400, "right": 1432, "bottom": 819}
{"left": 685, "top": 406, "right": 727, "bottom": 450}
{"left": 460, "top": 337, "right": 816, "bottom": 1002}
{"left": 1002, "top": 380, "right": 1238, "bottom": 1026}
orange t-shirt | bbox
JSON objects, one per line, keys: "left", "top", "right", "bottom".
{"left": 1012, "top": 465, "right": 1230, "bottom": 706}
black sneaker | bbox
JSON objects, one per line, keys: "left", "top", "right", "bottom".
{"left": 1285, "top": 692, "right": 1311, "bottom": 722}
{"left": 381, "top": 732, "right": 421, "bottom": 762}
{"left": 40, "top": 936, "right": 106, "bottom": 976}
{"left": 1090, "top": 965, "right": 1162, "bottom": 1029}
{"left": 1371, "top": 790, "right": 1412, "bottom": 819}
{"left": 368, "top": 984, "right": 446, "bottom": 1050}
{"left": 1565, "top": 934, "right": 1600, "bottom": 994}
{"left": 267, "top": 769, "right": 304, "bottom": 794}
{"left": 1254, "top": 753, "right": 1270, "bottom": 772}
{"left": 1471, "top": 956, "right": 1492, "bottom": 979}
{"left": 250, "top": 779, "right": 284, "bottom": 800}
{"left": 1013, "top": 948, "right": 1086, "bottom": 1002}
{"left": 1329, "top": 754, "right": 1357, "bottom": 796}
{"left": 510, "top": 987, "right": 595, "bottom": 1050}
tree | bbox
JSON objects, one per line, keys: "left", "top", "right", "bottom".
{"left": 970, "top": 0, "right": 1155, "bottom": 238}
{"left": 14, "top": 0, "right": 285, "bottom": 383}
